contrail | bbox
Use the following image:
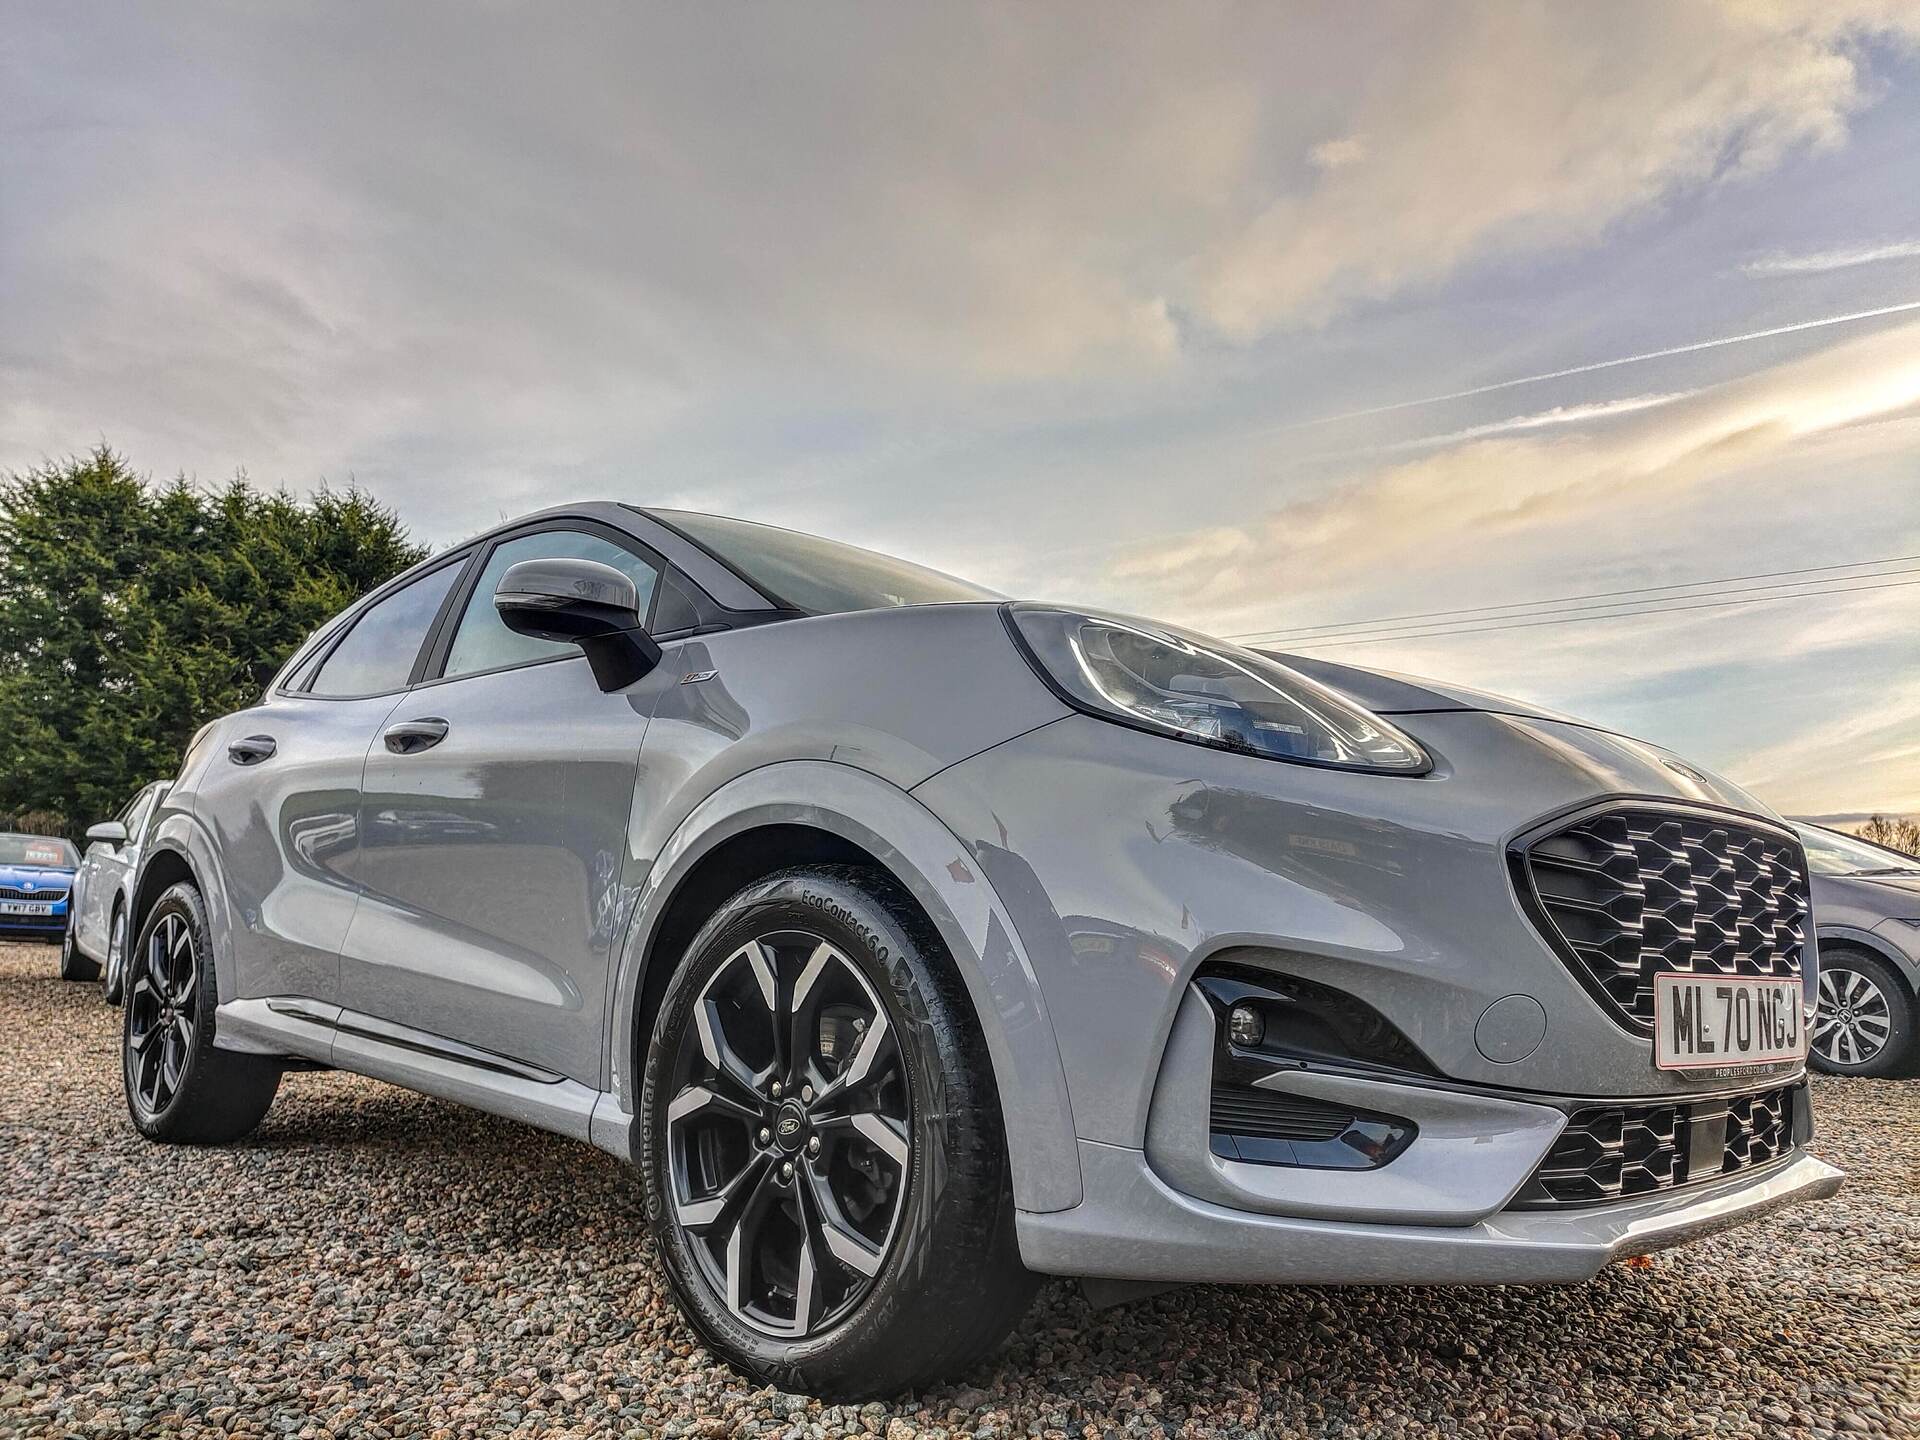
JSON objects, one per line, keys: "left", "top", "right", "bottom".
{"left": 1272, "top": 298, "right": 1920, "bottom": 433}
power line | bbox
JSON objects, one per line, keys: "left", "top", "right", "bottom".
{"left": 1269, "top": 577, "right": 1920, "bottom": 651}
{"left": 1224, "top": 553, "right": 1920, "bottom": 642}
{"left": 1237, "top": 565, "right": 1920, "bottom": 645}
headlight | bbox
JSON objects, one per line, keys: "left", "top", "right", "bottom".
{"left": 1004, "top": 604, "right": 1431, "bottom": 774}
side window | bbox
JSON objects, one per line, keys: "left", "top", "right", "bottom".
{"left": 124, "top": 786, "right": 158, "bottom": 835}
{"left": 442, "top": 529, "right": 660, "bottom": 679}
{"left": 309, "top": 562, "right": 464, "bottom": 697}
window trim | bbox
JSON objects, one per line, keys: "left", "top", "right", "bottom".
{"left": 289, "top": 550, "right": 477, "bottom": 702}
{"left": 414, "top": 517, "right": 669, "bottom": 689}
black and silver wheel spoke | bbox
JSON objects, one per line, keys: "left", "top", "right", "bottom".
{"left": 797, "top": 1160, "right": 886, "bottom": 1279}
{"left": 666, "top": 928, "right": 911, "bottom": 1338}
{"left": 125, "top": 910, "right": 198, "bottom": 1116}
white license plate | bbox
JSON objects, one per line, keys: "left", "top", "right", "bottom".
{"left": 0, "top": 901, "right": 53, "bottom": 916}
{"left": 1653, "top": 973, "right": 1805, "bottom": 1073}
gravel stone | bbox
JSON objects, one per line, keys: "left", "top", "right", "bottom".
{"left": 1, "top": 940, "right": 1914, "bottom": 1438}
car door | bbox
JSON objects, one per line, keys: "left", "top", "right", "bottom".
{"left": 193, "top": 555, "right": 469, "bottom": 1006}
{"left": 79, "top": 784, "right": 153, "bottom": 955}
{"left": 337, "top": 521, "right": 672, "bottom": 1084}
{"left": 72, "top": 811, "right": 116, "bottom": 956}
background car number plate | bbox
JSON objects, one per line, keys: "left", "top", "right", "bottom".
{"left": 0, "top": 901, "right": 53, "bottom": 916}
{"left": 1653, "top": 973, "right": 1804, "bottom": 1072}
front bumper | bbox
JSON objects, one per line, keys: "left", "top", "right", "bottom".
{"left": 1018, "top": 1140, "right": 1843, "bottom": 1285}
{"left": 0, "top": 905, "right": 67, "bottom": 938}
{"left": 916, "top": 706, "right": 1842, "bottom": 1279}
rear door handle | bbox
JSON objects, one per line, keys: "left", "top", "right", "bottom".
{"left": 227, "top": 735, "right": 277, "bottom": 766}
{"left": 383, "top": 717, "right": 450, "bottom": 755}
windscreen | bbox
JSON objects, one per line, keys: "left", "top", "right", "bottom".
{"left": 0, "top": 833, "right": 79, "bottom": 868}
{"left": 1796, "top": 825, "right": 1920, "bottom": 877}
{"left": 651, "top": 509, "right": 1001, "bottom": 616}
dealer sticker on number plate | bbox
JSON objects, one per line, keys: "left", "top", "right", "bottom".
{"left": 1653, "top": 973, "right": 1805, "bottom": 1074}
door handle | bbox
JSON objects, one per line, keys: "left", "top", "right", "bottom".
{"left": 227, "top": 735, "right": 277, "bottom": 766}
{"left": 384, "top": 717, "right": 450, "bottom": 755}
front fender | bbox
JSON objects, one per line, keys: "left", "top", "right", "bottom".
{"left": 604, "top": 758, "right": 1083, "bottom": 1213}
{"left": 1820, "top": 923, "right": 1920, "bottom": 993}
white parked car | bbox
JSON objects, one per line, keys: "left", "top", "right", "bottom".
{"left": 64, "top": 781, "right": 169, "bottom": 1002}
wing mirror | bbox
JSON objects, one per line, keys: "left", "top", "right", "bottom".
{"left": 494, "top": 557, "right": 662, "bottom": 691}
{"left": 86, "top": 821, "right": 128, "bottom": 850}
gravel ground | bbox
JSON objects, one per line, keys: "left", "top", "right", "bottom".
{"left": 1, "top": 940, "right": 1913, "bottom": 1439}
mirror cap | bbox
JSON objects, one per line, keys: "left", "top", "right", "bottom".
{"left": 494, "top": 557, "right": 642, "bottom": 642}
{"left": 87, "top": 821, "right": 128, "bottom": 845}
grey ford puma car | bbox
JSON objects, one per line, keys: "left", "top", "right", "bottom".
{"left": 123, "top": 503, "right": 1842, "bottom": 1395}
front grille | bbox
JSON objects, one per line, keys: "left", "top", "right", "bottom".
{"left": 1209, "top": 1086, "right": 1356, "bottom": 1143}
{"left": 1515, "top": 806, "right": 1809, "bottom": 1032}
{"left": 0, "top": 885, "right": 67, "bottom": 903}
{"left": 1722, "top": 1087, "right": 1793, "bottom": 1173}
{"left": 1511, "top": 1083, "right": 1804, "bottom": 1208}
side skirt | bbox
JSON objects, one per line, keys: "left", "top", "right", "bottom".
{"left": 214, "top": 997, "right": 635, "bottom": 1160}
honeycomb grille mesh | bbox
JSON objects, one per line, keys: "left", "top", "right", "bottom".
{"left": 1722, "top": 1088, "right": 1793, "bottom": 1174}
{"left": 1519, "top": 808, "right": 1809, "bottom": 1031}
{"left": 1513, "top": 1083, "right": 1801, "bottom": 1208}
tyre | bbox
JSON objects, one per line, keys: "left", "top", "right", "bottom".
{"left": 58, "top": 920, "right": 100, "bottom": 981}
{"left": 103, "top": 902, "right": 130, "bottom": 1006}
{"left": 640, "top": 865, "right": 1035, "bottom": 1397}
{"left": 1810, "top": 949, "right": 1915, "bottom": 1078}
{"left": 123, "top": 881, "right": 282, "bottom": 1143}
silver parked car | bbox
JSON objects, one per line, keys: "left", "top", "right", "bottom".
{"left": 1791, "top": 823, "right": 1920, "bottom": 1076}
{"left": 64, "top": 780, "right": 170, "bottom": 1000}
{"left": 122, "top": 504, "right": 1842, "bottom": 1395}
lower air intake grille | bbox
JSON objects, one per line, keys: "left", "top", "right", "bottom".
{"left": 1511, "top": 1083, "right": 1804, "bottom": 1209}
{"left": 1515, "top": 806, "right": 1809, "bottom": 1033}
{"left": 1723, "top": 1088, "right": 1793, "bottom": 1173}
{"left": 1209, "top": 1087, "right": 1356, "bottom": 1143}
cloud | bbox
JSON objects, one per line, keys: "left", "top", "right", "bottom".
{"left": 1742, "top": 238, "right": 1920, "bottom": 276}
{"left": 7, "top": 0, "right": 1920, "bottom": 489}
{"left": 1309, "top": 135, "right": 1367, "bottom": 171}
{"left": 1106, "top": 319, "right": 1920, "bottom": 627}
{"left": 1735, "top": 669, "right": 1920, "bottom": 815}
{"left": 1194, "top": 3, "right": 1920, "bottom": 336}
{"left": 1265, "top": 301, "right": 1920, "bottom": 435}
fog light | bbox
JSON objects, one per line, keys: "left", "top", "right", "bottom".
{"left": 1227, "top": 1004, "right": 1264, "bottom": 1048}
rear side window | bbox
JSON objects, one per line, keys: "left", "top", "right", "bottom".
{"left": 309, "top": 562, "right": 464, "bottom": 697}
{"left": 442, "top": 529, "right": 661, "bottom": 679}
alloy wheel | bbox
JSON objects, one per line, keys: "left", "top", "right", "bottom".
{"left": 1813, "top": 965, "right": 1892, "bottom": 1067}
{"left": 126, "top": 911, "right": 199, "bottom": 1116}
{"left": 665, "top": 931, "right": 911, "bottom": 1338}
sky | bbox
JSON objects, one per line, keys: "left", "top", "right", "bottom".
{"left": 3, "top": 2, "right": 1918, "bottom": 819}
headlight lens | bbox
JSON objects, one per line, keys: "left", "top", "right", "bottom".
{"left": 1005, "top": 605, "right": 1431, "bottom": 774}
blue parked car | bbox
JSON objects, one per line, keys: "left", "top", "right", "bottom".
{"left": 0, "top": 831, "right": 79, "bottom": 946}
